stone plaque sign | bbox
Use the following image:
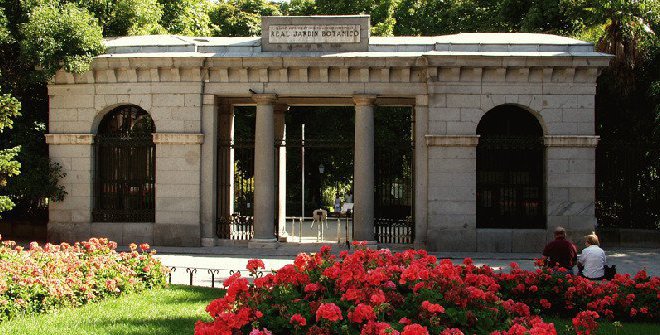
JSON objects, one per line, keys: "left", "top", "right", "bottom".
{"left": 262, "top": 16, "right": 370, "bottom": 52}
{"left": 268, "top": 25, "right": 361, "bottom": 44}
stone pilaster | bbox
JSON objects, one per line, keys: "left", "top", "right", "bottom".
{"left": 250, "top": 94, "right": 278, "bottom": 248}
{"left": 153, "top": 133, "right": 204, "bottom": 247}
{"left": 200, "top": 94, "right": 217, "bottom": 247}
{"left": 353, "top": 95, "right": 377, "bottom": 244}
{"left": 413, "top": 95, "right": 429, "bottom": 249}
{"left": 425, "top": 135, "right": 480, "bottom": 251}
{"left": 545, "top": 136, "right": 599, "bottom": 241}
{"left": 45, "top": 134, "right": 95, "bottom": 243}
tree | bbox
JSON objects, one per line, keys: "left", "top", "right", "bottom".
{"left": 210, "top": 0, "right": 281, "bottom": 37}
{"left": 20, "top": 3, "right": 105, "bottom": 79}
{"left": 72, "top": 0, "right": 165, "bottom": 36}
{"left": 0, "top": 82, "right": 20, "bottom": 216}
{"left": 393, "top": 0, "right": 504, "bottom": 36}
{"left": 280, "top": 0, "right": 316, "bottom": 16}
{"left": 0, "top": 9, "right": 21, "bottom": 215}
{"left": 158, "top": 0, "right": 212, "bottom": 36}
{"left": 0, "top": 1, "right": 106, "bottom": 219}
{"left": 315, "top": 0, "right": 399, "bottom": 36}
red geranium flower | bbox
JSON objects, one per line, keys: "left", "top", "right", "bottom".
{"left": 316, "top": 303, "right": 343, "bottom": 322}
{"left": 401, "top": 323, "right": 429, "bottom": 335}
{"left": 290, "top": 313, "right": 307, "bottom": 327}
{"left": 349, "top": 303, "right": 376, "bottom": 323}
{"left": 247, "top": 259, "right": 265, "bottom": 273}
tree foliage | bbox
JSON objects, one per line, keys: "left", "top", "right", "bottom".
{"left": 21, "top": 3, "right": 105, "bottom": 79}
{"left": 72, "top": 0, "right": 165, "bottom": 37}
{"left": 210, "top": 0, "right": 281, "bottom": 37}
{"left": 158, "top": 0, "right": 212, "bottom": 36}
{"left": 0, "top": 0, "right": 657, "bottom": 227}
{"left": 0, "top": 82, "right": 21, "bottom": 215}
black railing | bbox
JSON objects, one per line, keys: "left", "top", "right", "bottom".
{"left": 374, "top": 217, "right": 414, "bottom": 244}
{"left": 374, "top": 141, "right": 414, "bottom": 244}
{"left": 167, "top": 266, "right": 264, "bottom": 288}
{"left": 216, "top": 214, "right": 254, "bottom": 240}
{"left": 94, "top": 105, "right": 156, "bottom": 223}
{"left": 476, "top": 136, "right": 545, "bottom": 229}
{"left": 596, "top": 140, "right": 660, "bottom": 230}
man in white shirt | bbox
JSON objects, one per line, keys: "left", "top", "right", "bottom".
{"left": 578, "top": 233, "right": 606, "bottom": 280}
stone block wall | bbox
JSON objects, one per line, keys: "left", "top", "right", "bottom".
{"left": 45, "top": 52, "right": 605, "bottom": 251}
{"left": 423, "top": 64, "right": 600, "bottom": 252}
{"left": 153, "top": 135, "right": 204, "bottom": 246}
{"left": 47, "top": 78, "right": 205, "bottom": 246}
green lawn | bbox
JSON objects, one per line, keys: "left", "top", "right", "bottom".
{"left": 0, "top": 285, "right": 220, "bottom": 335}
{"left": 547, "top": 317, "right": 660, "bottom": 335}
{"left": 0, "top": 286, "right": 657, "bottom": 335}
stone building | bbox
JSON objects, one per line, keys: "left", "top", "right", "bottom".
{"left": 46, "top": 16, "right": 611, "bottom": 251}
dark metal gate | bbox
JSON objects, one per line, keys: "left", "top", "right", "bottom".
{"left": 216, "top": 138, "right": 255, "bottom": 240}
{"left": 374, "top": 107, "right": 414, "bottom": 244}
{"left": 476, "top": 137, "right": 545, "bottom": 229}
{"left": 596, "top": 140, "right": 660, "bottom": 229}
{"left": 93, "top": 106, "right": 156, "bottom": 222}
{"left": 374, "top": 142, "right": 414, "bottom": 243}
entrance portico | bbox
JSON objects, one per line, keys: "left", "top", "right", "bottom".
{"left": 45, "top": 16, "right": 611, "bottom": 251}
{"left": 232, "top": 94, "right": 400, "bottom": 248}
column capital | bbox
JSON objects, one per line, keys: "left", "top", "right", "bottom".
{"left": 252, "top": 93, "right": 278, "bottom": 105}
{"left": 353, "top": 94, "right": 377, "bottom": 106}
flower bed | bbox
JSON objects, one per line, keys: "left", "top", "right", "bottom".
{"left": 0, "top": 236, "right": 168, "bottom": 322}
{"left": 196, "top": 244, "right": 658, "bottom": 335}
{"left": 498, "top": 262, "right": 659, "bottom": 323}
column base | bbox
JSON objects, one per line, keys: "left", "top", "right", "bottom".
{"left": 201, "top": 238, "right": 215, "bottom": 247}
{"left": 350, "top": 240, "right": 378, "bottom": 250}
{"left": 277, "top": 235, "right": 288, "bottom": 242}
{"left": 248, "top": 238, "right": 279, "bottom": 249}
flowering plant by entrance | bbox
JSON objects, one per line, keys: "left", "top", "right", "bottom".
{"left": 196, "top": 243, "right": 658, "bottom": 334}
{"left": 196, "top": 243, "right": 565, "bottom": 335}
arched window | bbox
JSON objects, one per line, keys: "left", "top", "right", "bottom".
{"left": 476, "top": 105, "right": 545, "bottom": 229}
{"left": 93, "top": 105, "right": 156, "bottom": 222}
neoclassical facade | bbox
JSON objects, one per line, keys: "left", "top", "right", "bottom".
{"left": 46, "top": 16, "right": 610, "bottom": 251}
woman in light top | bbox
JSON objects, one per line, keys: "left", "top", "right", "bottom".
{"left": 578, "top": 233, "right": 607, "bottom": 280}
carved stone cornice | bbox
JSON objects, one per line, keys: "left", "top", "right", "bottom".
{"left": 426, "top": 135, "right": 480, "bottom": 147}
{"left": 544, "top": 136, "right": 599, "bottom": 147}
{"left": 152, "top": 133, "right": 204, "bottom": 144}
{"left": 45, "top": 134, "right": 94, "bottom": 145}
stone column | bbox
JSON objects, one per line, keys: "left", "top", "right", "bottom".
{"left": 353, "top": 95, "right": 377, "bottom": 244}
{"left": 274, "top": 105, "right": 288, "bottom": 241}
{"left": 413, "top": 95, "right": 429, "bottom": 249}
{"left": 250, "top": 94, "right": 278, "bottom": 248}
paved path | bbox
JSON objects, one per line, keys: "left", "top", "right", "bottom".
{"left": 153, "top": 245, "right": 659, "bottom": 288}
